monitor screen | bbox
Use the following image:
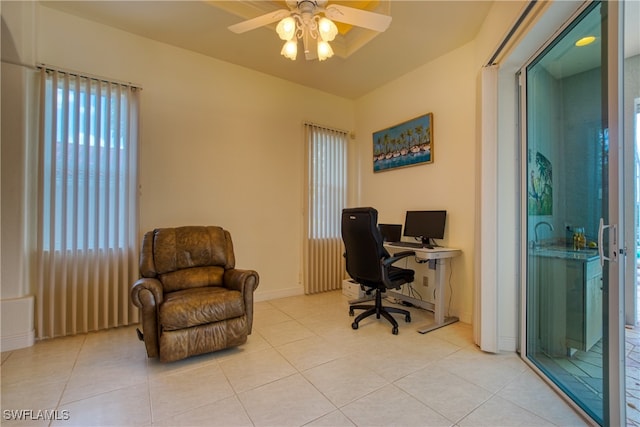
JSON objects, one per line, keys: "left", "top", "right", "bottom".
{"left": 403, "top": 210, "right": 447, "bottom": 243}
{"left": 378, "top": 224, "right": 402, "bottom": 242}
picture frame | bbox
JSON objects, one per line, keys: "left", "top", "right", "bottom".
{"left": 372, "top": 113, "right": 433, "bottom": 172}
{"left": 527, "top": 150, "right": 553, "bottom": 215}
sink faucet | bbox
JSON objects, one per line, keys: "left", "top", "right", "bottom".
{"left": 534, "top": 221, "right": 554, "bottom": 246}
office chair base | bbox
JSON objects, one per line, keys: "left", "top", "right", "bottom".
{"left": 350, "top": 319, "right": 398, "bottom": 335}
{"left": 349, "top": 293, "right": 411, "bottom": 335}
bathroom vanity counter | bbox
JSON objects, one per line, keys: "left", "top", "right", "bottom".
{"left": 533, "top": 246, "right": 599, "bottom": 262}
{"left": 531, "top": 249, "right": 603, "bottom": 357}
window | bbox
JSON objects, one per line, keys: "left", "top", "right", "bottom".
{"left": 42, "top": 76, "right": 136, "bottom": 250}
{"left": 37, "top": 68, "right": 140, "bottom": 337}
{"left": 303, "top": 122, "right": 347, "bottom": 293}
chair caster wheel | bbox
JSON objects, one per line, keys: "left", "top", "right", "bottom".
{"left": 349, "top": 309, "right": 354, "bottom": 316}
{"left": 405, "top": 315, "right": 411, "bottom": 323}
{"left": 352, "top": 322, "right": 359, "bottom": 330}
{"left": 392, "top": 327, "right": 399, "bottom": 335}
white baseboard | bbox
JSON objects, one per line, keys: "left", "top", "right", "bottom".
{"left": 1, "top": 329, "right": 35, "bottom": 351}
{"left": 499, "top": 335, "right": 518, "bottom": 352}
{"left": 254, "top": 286, "right": 304, "bottom": 302}
{"left": 1, "top": 295, "right": 36, "bottom": 351}
{"left": 458, "top": 310, "right": 472, "bottom": 325}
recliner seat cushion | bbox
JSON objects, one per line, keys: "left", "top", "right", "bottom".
{"left": 160, "top": 287, "right": 245, "bottom": 331}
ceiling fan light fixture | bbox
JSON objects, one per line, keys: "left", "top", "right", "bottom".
{"left": 317, "top": 40, "right": 334, "bottom": 61}
{"left": 228, "top": 0, "right": 392, "bottom": 62}
{"left": 281, "top": 40, "right": 298, "bottom": 60}
{"left": 318, "top": 17, "right": 338, "bottom": 42}
{"left": 276, "top": 17, "right": 297, "bottom": 41}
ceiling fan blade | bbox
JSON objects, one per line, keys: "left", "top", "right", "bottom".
{"left": 323, "top": 4, "right": 392, "bottom": 32}
{"left": 228, "top": 9, "right": 291, "bottom": 34}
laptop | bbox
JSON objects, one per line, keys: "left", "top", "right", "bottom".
{"left": 378, "top": 224, "right": 402, "bottom": 243}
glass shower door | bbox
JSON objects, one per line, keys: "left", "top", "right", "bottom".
{"left": 523, "top": 2, "right": 609, "bottom": 423}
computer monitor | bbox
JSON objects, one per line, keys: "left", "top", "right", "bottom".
{"left": 378, "top": 224, "right": 402, "bottom": 243}
{"left": 403, "top": 210, "right": 447, "bottom": 246}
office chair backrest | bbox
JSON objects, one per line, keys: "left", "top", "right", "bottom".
{"left": 341, "top": 207, "right": 387, "bottom": 285}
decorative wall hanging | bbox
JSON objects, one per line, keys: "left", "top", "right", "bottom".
{"left": 373, "top": 113, "right": 433, "bottom": 172}
{"left": 528, "top": 150, "right": 553, "bottom": 215}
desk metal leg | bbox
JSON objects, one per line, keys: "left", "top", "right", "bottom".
{"left": 417, "top": 316, "right": 459, "bottom": 334}
{"left": 416, "top": 258, "right": 459, "bottom": 334}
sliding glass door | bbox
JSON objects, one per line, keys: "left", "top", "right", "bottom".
{"left": 522, "top": 2, "right": 623, "bottom": 424}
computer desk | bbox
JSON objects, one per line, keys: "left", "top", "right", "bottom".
{"left": 384, "top": 243, "right": 462, "bottom": 334}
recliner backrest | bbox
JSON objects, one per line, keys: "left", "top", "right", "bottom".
{"left": 341, "top": 207, "right": 388, "bottom": 285}
{"left": 139, "top": 226, "right": 236, "bottom": 292}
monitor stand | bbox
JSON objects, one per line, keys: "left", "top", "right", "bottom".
{"left": 421, "top": 237, "right": 434, "bottom": 249}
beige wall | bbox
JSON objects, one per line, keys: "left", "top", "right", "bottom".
{"left": 350, "top": 0, "right": 531, "bottom": 331}
{"left": 351, "top": 1, "right": 526, "bottom": 332}
{"left": 34, "top": 5, "right": 355, "bottom": 301}
{"left": 353, "top": 43, "right": 479, "bottom": 323}
{"left": 2, "top": 0, "right": 529, "bottom": 348}
{"left": 1, "top": 1, "right": 39, "bottom": 349}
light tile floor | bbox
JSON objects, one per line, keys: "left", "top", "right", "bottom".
{"left": 1, "top": 291, "right": 587, "bottom": 426}
{"left": 626, "top": 327, "right": 640, "bottom": 426}
{"left": 626, "top": 266, "right": 640, "bottom": 426}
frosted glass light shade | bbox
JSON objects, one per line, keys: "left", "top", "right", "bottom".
{"left": 318, "top": 17, "right": 338, "bottom": 41}
{"left": 317, "top": 40, "right": 334, "bottom": 61}
{"left": 276, "top": 17, "right": 296, "bottom": 41}
{"left": 281, "top": 40, "right": 298, "bottom": 60}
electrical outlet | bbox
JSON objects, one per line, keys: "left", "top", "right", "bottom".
{"left": 422, "top": 276, "right": 429, "bottom": 287}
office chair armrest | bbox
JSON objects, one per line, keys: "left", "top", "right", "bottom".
{"left": 382, "top": 250, "right": 415, "bottom": 267}
{"left": 380, "top": 250, "right": 415, "bottom": 289}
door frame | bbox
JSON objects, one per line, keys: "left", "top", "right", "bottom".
{"left": 603, "top": 1, "right": 624, "bottom": 424}
{"left": 515, "top": 1, "right": 625, "bottom": 425}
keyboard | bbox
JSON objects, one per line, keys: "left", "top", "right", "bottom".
{"left": 388, "top": 241, "right": 433, "bottom": 249}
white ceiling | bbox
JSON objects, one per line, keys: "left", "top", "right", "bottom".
{"left": 40, "top": 0, "right": 496, "bottom": 99}
{"left": 537, "top": 1, "right": 640, "bottom": 80}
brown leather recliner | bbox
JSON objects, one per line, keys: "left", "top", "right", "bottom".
{"left": 130, "top": 226, "right": 259, "bottom": 362}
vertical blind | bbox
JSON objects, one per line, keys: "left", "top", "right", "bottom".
{"left": 36, "top": 67, "right": 140, "bottom": 338}
{"left": 303, "top": 122, "right": 348, "bottom": 294}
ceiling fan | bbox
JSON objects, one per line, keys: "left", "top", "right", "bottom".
{"left": 228, "top": 0, "right": 392, "bottom": 61}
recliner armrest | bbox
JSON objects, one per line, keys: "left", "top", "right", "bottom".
{"left": 131, "top": 277, "right": 164, "bottom": 307}
{"left": 224, "top": 268, "right": 259, "bottom": 294}
{"left": 130, "top": 277, "right": 164, "bottom": 358}
{"left": 224, "top": 268, "right": 260, "bottom": 334}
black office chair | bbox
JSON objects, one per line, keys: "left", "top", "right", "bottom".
{"left": 341, "top": 207, "right": 416, "bottom": 334}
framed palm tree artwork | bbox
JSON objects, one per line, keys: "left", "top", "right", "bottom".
{"left": 372, "top": 113, "right": 433, "bottom": 172}
{"left": 528, "top": 150, "right": 552, "bottom": 215}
